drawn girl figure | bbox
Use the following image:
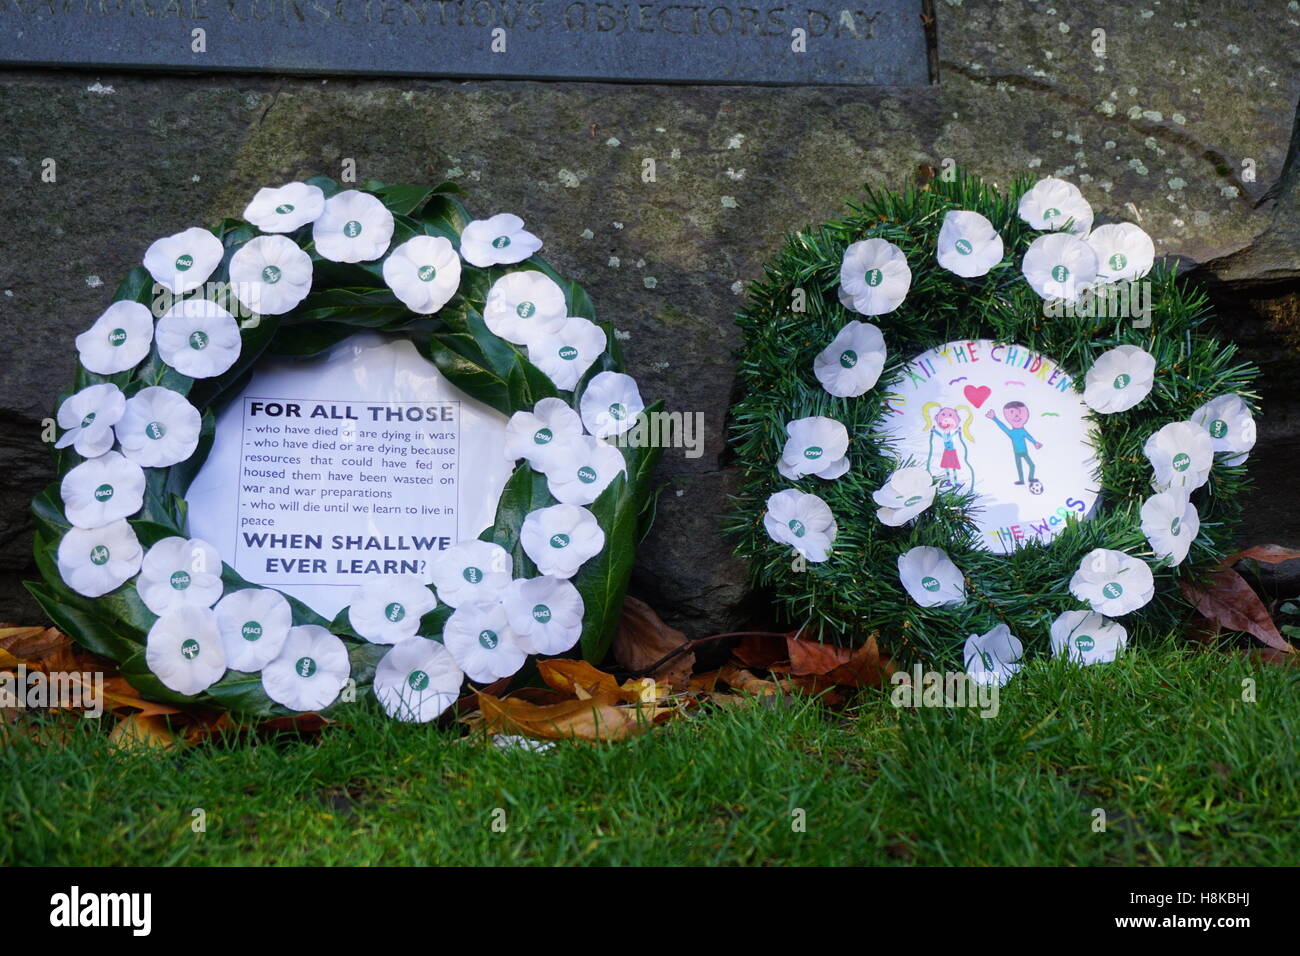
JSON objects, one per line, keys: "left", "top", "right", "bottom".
{"left": 923, "top": 402, "right": 976, "bottom": 491}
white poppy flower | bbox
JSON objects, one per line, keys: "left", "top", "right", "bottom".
{"left": 897, "top": 546, "right": 966, "bottom": 608}
{"left": 1143, "top": 421, "right": 1214, "bottom": 492}
{"left": 228, "top": 235, "right": 314, "bottom": 316}
{"left": 460, "top": 213, "right": 543, "bottom": 268}
{"left": 762, "top": 489, "right": 837, "bottom": 563}
{"left": 1140, "top": 490, "right": 1199, "bottom": 567}
{"left": 430, "top": 540, "right": 513, "bottom": 608}
{"left": 1022, "top": 232, "right": 1099, "bottom": 303}
{"left": 142, "top": 227, "right": 224, "bottom": 296}
{"left": 1083, "top": 345, "right": 1157, "bottom": 414}
{"left": 155, "top": 298, "right": 241, "bottom": 379}
{"left": 56, "top": 519, "right": 142, "bottom": 598}
{"left": 60, "top": 451, "right": 145, "bottom": 529}
{"left": 580, "top": 371, "right": 645, "bottom": 439}
{"left": 1016, "top": 177, "right": 1093, "bottom": 235}
{"left": 520, "top": 503, "right": 605, "bottom": 579}
{"left": 963, "top": 623, "right": 1024, "bottom": 687}
{"left": 504, "top": 397, "right": 585, "bottom": 472}
{"left": 545, "top": 435, "right": 626, "bottom": 506}
{"left": 936, "top": 210, "right": 1005, "bottom": 278}
{"left": 137, "top": 536, "right": 224, "bottom": 615}
{"left": 1050, "top": 610, "right": 1128, "bottom": 666}
{"left": 1069, "top": 548, "right": 1155, "bottom": 616}
{"left": 527, "top": 316, "right": 607, "bottom": 390}
{"left": 382, "top": 235, "right": 462, "bottom": 315}
{"left": 873, "top": 466, "right": 937, "bottom": 526}
{"left": 483, "top": 271, "right": 568, "bottom": 345}
{"left": 214, "top": 587, "right": 293, "bottom": 672}
{"left": 779, "top": 416, "right": 850, "bottom": 480}
{"left": 1191, "top": 394, "right": 1257, "bottom": 466}
{"left": 145, "top": 606, "right": 226, "bottom": 696}
{"left": 261, "top": 625, "right": 351, "bottom": 712}
{"left": 373, "top": 637, "right": 464, "bottom": 722}
{"left": 346, "top": 574, "right": 437, "bottom": 645}
{"left": 242, "top": 181, "right": 326, "bottom": 233}
{"left": 838, "top": 238, "right": 911, "bottom": 316}
{"left": 503, "top": 576, "right": 584, "bottom": 655}
{"left": 75, "top": 300, "right": 154, "bottom": 375}
{"left": 312, "top": 189, "right": 395, "bottom": 263}
{"left": 55, "top": 383, "right": 126, "bottom": 458}
{"left": 813, "top": 321, "right": 886, "bottom": 398}
{"left": 1087, "top": 223, "right": 1155, "bottom": 282}
{"left": 443, "top": 601, "right": 527, "bottom": 684}
{"left": 116, "top": 386, "right": 201, "bottom": 468}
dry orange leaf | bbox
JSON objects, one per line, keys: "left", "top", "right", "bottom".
{"left": 476, "top": 691, "right": 670, "bottom": 742}
{"left": 109, "top": 713, "right": 183, "bottom": 751}
{"left": 613, "top": 596, "right": 695, "bottom": 690}
{"left": 537, "top": 658, "right": 643, "bottom": 703}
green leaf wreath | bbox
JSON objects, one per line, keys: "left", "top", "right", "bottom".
{"left": 29, "top": 176, "right": 661, "bottom": 720}
{"left": 727, "top": 172, "right": 1259, "bottom": 677}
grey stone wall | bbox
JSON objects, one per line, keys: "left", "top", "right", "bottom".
{"left": 1, "top": 0, "right": 1297, "bottom": 634}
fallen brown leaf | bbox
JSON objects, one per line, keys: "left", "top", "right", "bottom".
{"left": 1221, "top": 544, "right": 1300, "bottom": 567}
{"left": 476, "top": 691, "right": 671, "bottom": 742}
{"left": 732, "top": 633, "right": 789, "bottom": 670}
{"left": 1183, "top": 569, "right": 1295, "bottom": 654}
{"left": 786, "top": 634, "right": 894, "bottom": 689}
{"left": 613, "top": 596, "right": 695, "bottom": 689}
{"left": 538, "top": 658, "right": 643, "bottom": 703}
{"left": 109, "top": 713, "right": 183, "bottom": 751}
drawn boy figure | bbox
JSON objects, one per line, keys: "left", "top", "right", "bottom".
{"left": 986, "top": 401, "right": 1043, "bottom": 487}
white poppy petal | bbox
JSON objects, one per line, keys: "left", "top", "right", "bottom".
{"left": 1140, "top": 490, "right": 1199, "bottom": 566}
{"left": 936, "top": 210, "right": 1005, "bottom": 278}
{"left": 261, "top": 625, "right": 351, "bottom": 712}
{"left": 146, "top": 606, "right": 227, "bottom": 696}
{"left": 56, "top": 383, "right": 126, "bottom": 458}
{"left": 763, "top": 489, "right": 837, "bottom": 563}
{"left": 1050, "top": 610, "right": 1128, "bottom": 666}
{"left": 156, "top": 298, "right": 241, "bottom": 379}
{"left": 504, "top": 397, "right": 586, "bottom": 471}
{"left": 813, "top": 321, "right": 886, "bottom": 398}
{"left": 60, "top": 450, "right": 145, "bottom": 529}
{"left": 520, "top": 503, "right": 605, "bottom": 578}
{"left": 442, "top": 601, "right": 527, "bottom": 683}
{"left": 137, "top": 536, "right": 224, "bottom": 615}
{"left": 1083, "top": 345, "right": 1156, "bottom": 414}
{"left": 243, "top": 181, "right": 326, "bottom": 233}
{"left": 579, "top": 371, "right": 644, "bottom": 439}
{"left": 382, "top": 235, "right": 462, "bottom": 314}
{"left": 483, "top": 271, "right": 568, "bottom": 344}
{"left": 545, "top": 435, "right": 627, "bottom": 505}
{"left": 429, "top": 540, "right": 513, "bottom": 608}
{"left": 143, "top": 227, "right": 224, "bottom": 296}
{"left": 839, "top": 238, "right": 911, "bottom": 316}
{"left": 312, "top": 190, "right": 395, "bottom": 263}
{"left": 1087, "top": 223, "right": 1155, "bottom": 282}
{"left": 527, "top": 316, "right": 607, "bottom": 390}
{"left": 116, "top": 386, "right": 201, "bottom": 468}
{"left": 1068, "top": 548, "right": 1155, "bottom": 616}
{"left": 56, "top": 519, "right": 142, "bottom": 598}
{"left": 229, "top": 235, "right": 314, "bottom": 316}
{"left": 1022, "top": 232, "right": 1098, "bottom": 303}
{"left": 214, "top": 587, "right": 293, "bottom": 671}
{"left": 503, "top": 576, "right": 584, "bottom": 655}
{"left": 1143, "top": 421, "right": 1214, "bottom": 492}
{"left": 963, "top": 623, "right": 1024, "bottom": 686}
{"left": 897, "top": 546, "right": 966, "bottom": 607}
{"left": 1017, "top": 177, "right": 1093, "bottom": 235}
{"left": 460, "top": 213, "right": 543, "bottom": 268}
{"left": 373, "top": 637, "right": 464, "bottom": 722}
{"left": 1191, "top": 394, "right": 1256, "bottom": 465}
{"left": 75, "top": 300, "right": 154, "bottom": 375}
{"left": 346, "top": 574, "right": 438, "bottom": 645}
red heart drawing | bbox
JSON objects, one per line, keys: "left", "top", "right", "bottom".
{"left": 964, "top": 385, "right": 991, "bottom": 408}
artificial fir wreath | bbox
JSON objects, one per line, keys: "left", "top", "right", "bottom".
{"left": 30, "top": 177, "right": 661, "bottom": 720}
{"left": 728, "top": 173, "right": 1259, "bottom": 680}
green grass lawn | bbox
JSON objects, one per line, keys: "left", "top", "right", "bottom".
{"left": 3, "top": 636, "right": 1297, "bottom": 866}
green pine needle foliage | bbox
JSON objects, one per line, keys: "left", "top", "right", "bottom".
{"left": 726, "top": 172, "right": 1259, "bottom": 667}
